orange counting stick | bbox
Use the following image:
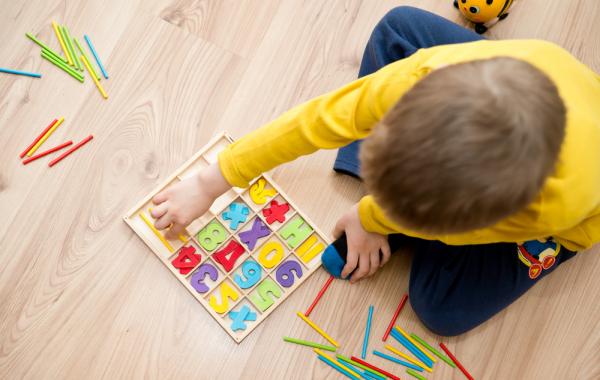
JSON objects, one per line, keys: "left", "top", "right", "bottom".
{"left": 48, "top": 135, "right": 93, "bottom": 167}
{"left": 19, "top": 119, "right": 58, "bottom": 158}
{"left": 22, "top": 141, "right": 73, "bottom": 165}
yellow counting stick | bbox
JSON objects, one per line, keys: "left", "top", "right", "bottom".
{"left": 297, "top": 312, "right": 340, "bottom": 347}
{"left": 313, "top": 349, "right": 360, "bottom": 378}
{"left": 384, "top": 344, "right": 432, "bottom": 373}
{"left": 27, "top": 117, "right": 64, "bottom": 156}
{"left": 139, "top": 212, "right": 174, "bottom": 252}
{"left": 394, "top": 326, "right": 437, "bottom": 363}
{"left": 81, "top": 55, "right": 108, "bottom": 99}
{"left": 52, "top": 21, "right": 72, "bottom": 65}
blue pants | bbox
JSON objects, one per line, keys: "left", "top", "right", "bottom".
{"left": 336, "top": 7, "right": 576, "bottom": 336}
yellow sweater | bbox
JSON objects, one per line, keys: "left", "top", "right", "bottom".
{"left": 218, "top": 40, "right": 600, "bottom": 252}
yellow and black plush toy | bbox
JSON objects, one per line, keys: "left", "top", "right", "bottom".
{"left": 454, "top": 0, "right": 514, "bottom": 34}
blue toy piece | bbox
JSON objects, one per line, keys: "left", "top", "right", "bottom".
{"left": 229, "top": 305, "right": 257, "bottom": 331}
{"left": 222, "top": 202, "right": 250, "bottom": 230}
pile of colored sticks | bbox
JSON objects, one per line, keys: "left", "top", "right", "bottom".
{"left": 25, "top": 21, "right": 109, "bottom": 98}
{"left": 19, "top": 117, "right": 93, "bottom": 167}
{"left": 282, "top": 276, "right": 476, "bottom": 380}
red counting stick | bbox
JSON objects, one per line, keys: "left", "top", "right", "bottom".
{"left": 439, "top": 342, "right": 474, "bottom": 380}
{"left": 19, "top": 118, "right": 58, "bottom": 158}
{"left": 48, "top": 135, "right": 93, "bottom": 167}
{"left": 22, "top": 141, "right": 73, "bottom": 165}
{"left": 304, "top": 275, "right": 334, "bottom": 317}
{"left": 350, "top": 356, "right": 401, "bottom": 380}
{"left": 382, "top": 293, "right": 408, "bottom": 341}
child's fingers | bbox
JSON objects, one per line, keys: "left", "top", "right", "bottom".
{"left": 368, "top": 250, "right": 380, "bottom": 276}
{"left": 154, "top": 212, "right": 174, "bottom": 230}
{"left": 350, "top": 253, "right": 370, "bottom": 283}
{"left": 150, "top": 202, "right": 168, "bottom": 219}
{"left": 341, "top": 249, "right": 359, "bottom": 278}
{"left": 380, "top": 242, "right": 391, "bottom": 266}
{"left": 152, "top": 190, "right": 169, "bottom": 205}
{"left": 165, "top": 223, "right": 185, "bottom": 240}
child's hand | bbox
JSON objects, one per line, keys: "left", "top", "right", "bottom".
{"left": 333, "top": 203, "right": 391, "bottom": 283}
{"left": 151, "top": 163, "right": 231, "bottom": 239}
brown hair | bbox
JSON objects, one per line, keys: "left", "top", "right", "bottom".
{"left": 360, "top": 57, "right": 566, "bottom": 234}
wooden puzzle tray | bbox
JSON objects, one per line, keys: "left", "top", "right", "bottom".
{"left": 124, "top": 132, "right": 329, "bottom": 342}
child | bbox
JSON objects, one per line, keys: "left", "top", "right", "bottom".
{"left": 150, "top": 7, "right": 600, "bottom": 336}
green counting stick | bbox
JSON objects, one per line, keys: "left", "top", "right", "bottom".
{"left": 25, "top": 33, "right": 68, "bottom": 63}
{"left": 41, "top": 51, "right": 84, "bottom": 82}
{"left": 282, "top": 337, "right": 336, "bottom": 352}
{"left": 74, "top": 38, "right": 100, "bottom": 80}
{"left": 410, "top": 333, "right": 456, "bottom": 368}
{"left": 63, "top": 26, "right": 82, "bottom": 71}
{"left": 406, "top": 368, "right": 426, "bottom": 380}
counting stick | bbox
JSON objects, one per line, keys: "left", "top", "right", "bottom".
{"left": 63, "top": 27, "right": 82, "bottom": 71}
{"left": 41, "top": 51, "right": 84, "bottom": 82}
{"left": 304, "top": 275, "right": 334, "bottom": 317}
{"left": 410, "top": 333, "right": 455, "bottom": 368}
{"left": 22, "top": 141, "right": 72, "bottom": 165}
{"left": 395, "top": 326, "right": 436, "bottom": 363}
{"left": 406, "top": 369, "right": 426, "bottom": 380}
{"left": 20, "top": 119, "right": 57, "bottom": 158}
{"left": 384, "top": 344, "right": 432, "bottom": 373}
{"left": 372, "top": 350, "right": 424, "bottom": 372}
{"left": 48, "top": 134, "right": 93, "bottom": 167}
{"left": 314, "top": 349, "right": 361, "bottom": 378}
{"left": 52, "top": 21, "right": 72, "bottom": 65}
{"left": 84, "top": 35, "right": 108, "bottom": 79}
{"left": 81, "top": 55, "right": 107, "bottom": 99}
{"left": 59, "top": 26, "right": 75, "bottom": 67}
{"left": 0, "top": 67, "right": 41, "bottom": 78}
{"left": 390, "top": 328, "right": 433, "bottom": 368}
{"left": 316, "top": 354, "right": 359, "bottom": 380}
{"left": 336, "top": 354, "right": 386, "bottom": 378}
{"left": 139, "top": 212, "right": 174, "bottom": 252}
{"left": 25, "top": 32, "right": 67, "bottom": 63}
{"left": 350, "top": 356, "right": 401, "bottom": 380}
{"left": 382, "top": 293, "right": 407, "bottom": 341}
{"left": 74, "top": 38, "right": 100, "bottom": 80}
{"left": 439, "top": 343, "right": 474, "bottom": 380}
{"left": 296, "top": 312, "right": 339, "bottom": 347}
{"left": 27, "top": 117, "right": 64, "bottom": 156}
{"left": 283, "top": 337, "right": 336, "bottom": 352}
{"left": 361, "top": 305, "right": 374, "bottom": 359}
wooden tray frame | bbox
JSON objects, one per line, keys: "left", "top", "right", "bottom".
{"left": 124, "top": 132, "right": 330, "bottom": 343}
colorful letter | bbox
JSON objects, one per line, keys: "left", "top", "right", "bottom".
{"left": 279, "top": 216, "right": 313, "bottom": 248}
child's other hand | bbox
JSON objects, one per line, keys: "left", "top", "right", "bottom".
{"left": 151, "top": 163, "right": 231, "bottom": 239}
{"left": 333, "top": 203, "right": 391, "bottom": 283}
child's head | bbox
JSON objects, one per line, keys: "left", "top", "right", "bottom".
{"left": 360, "top": 57, "right": 566, "bottom": 234}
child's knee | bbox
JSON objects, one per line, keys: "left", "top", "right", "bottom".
{"left": 380, "top": 6, "right": 430, "bottom": 27}
{"left": 409, "top": 293, "right": 473, "bottom": 337}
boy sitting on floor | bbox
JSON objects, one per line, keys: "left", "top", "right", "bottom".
{"left": 150, "top": 7, "right": 600, "bottom": 335}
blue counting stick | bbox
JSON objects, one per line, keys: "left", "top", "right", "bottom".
{"left": 316, "top": 355, "right": 359, "bottom": 380}
{"left": 361, "top": 305, "right": 374, "bottom": 359}
{"left": 222, "top": 203, "right": 250, "bottom": 230}
{"left": 362, "top": 371, "right": 385, "bottom": 380}
{"left": 228, "top": 305, "right": 256, "bottom": 331}
{"left": 84, "top": 35, "right": 108, "bottom": 79}
{"left": 0, "top": 67, "right": 42, "bottom": 78}
{"left": 390, "top": 329, "right": 433, "bottom": 368}
{"left": 372, "top": 350, "right": 424, "bottom": 372}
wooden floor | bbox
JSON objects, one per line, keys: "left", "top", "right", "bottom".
{"left": 1, "top": 1, "right": 599, "bottom": 379}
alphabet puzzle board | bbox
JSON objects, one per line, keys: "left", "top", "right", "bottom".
{"left": 124, "top": 132, "right": 329, "bottom": 343}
